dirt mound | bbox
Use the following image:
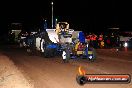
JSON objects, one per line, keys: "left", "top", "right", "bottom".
{"left": 0, "top": 54, "right": 34, "bottom": 88}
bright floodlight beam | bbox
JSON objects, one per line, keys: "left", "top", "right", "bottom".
{"left": 124, "top": 42, "right": 128, "bottom": 47}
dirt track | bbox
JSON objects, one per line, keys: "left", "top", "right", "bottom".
{"left": 0, "top": 53, "right": 33, "bottom": 88}
{"left": 0, "top": 46, "right": 132, "bottom": 88}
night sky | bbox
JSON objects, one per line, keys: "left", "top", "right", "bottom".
{"left": 0, "top": 0, "right": 132, "bottom": 34}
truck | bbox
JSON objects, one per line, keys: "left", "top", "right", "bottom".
{"left": 8, "top": 23, "right": 22, "bottom": 44}
{"left": 119, "top": 32, "right": 132, "bottom": 49}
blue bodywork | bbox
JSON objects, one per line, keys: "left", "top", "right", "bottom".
{"left": 78, "top": 32, "right": 85, "bottom": 43}
{"left": 46, "top": 43, "right": 58, "bottom": 49}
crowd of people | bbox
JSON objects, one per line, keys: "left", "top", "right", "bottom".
{"left": 85, "top": 33, "right": 120, "bottom": 49}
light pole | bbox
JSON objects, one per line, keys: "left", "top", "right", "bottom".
{"left": 44, "top": 19, "right": 47, "bottom": 30}
{"left": 54, "top": 18, "right": 58, "bottom": 28}
{"left": 56, "top": 18, "right": 58, "bottom": 23}
{"left": 51, "top": 1, "right": 53, "bottom": 29}
{"left": 55, "top": 18, "right": 58, "bottom": 26}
